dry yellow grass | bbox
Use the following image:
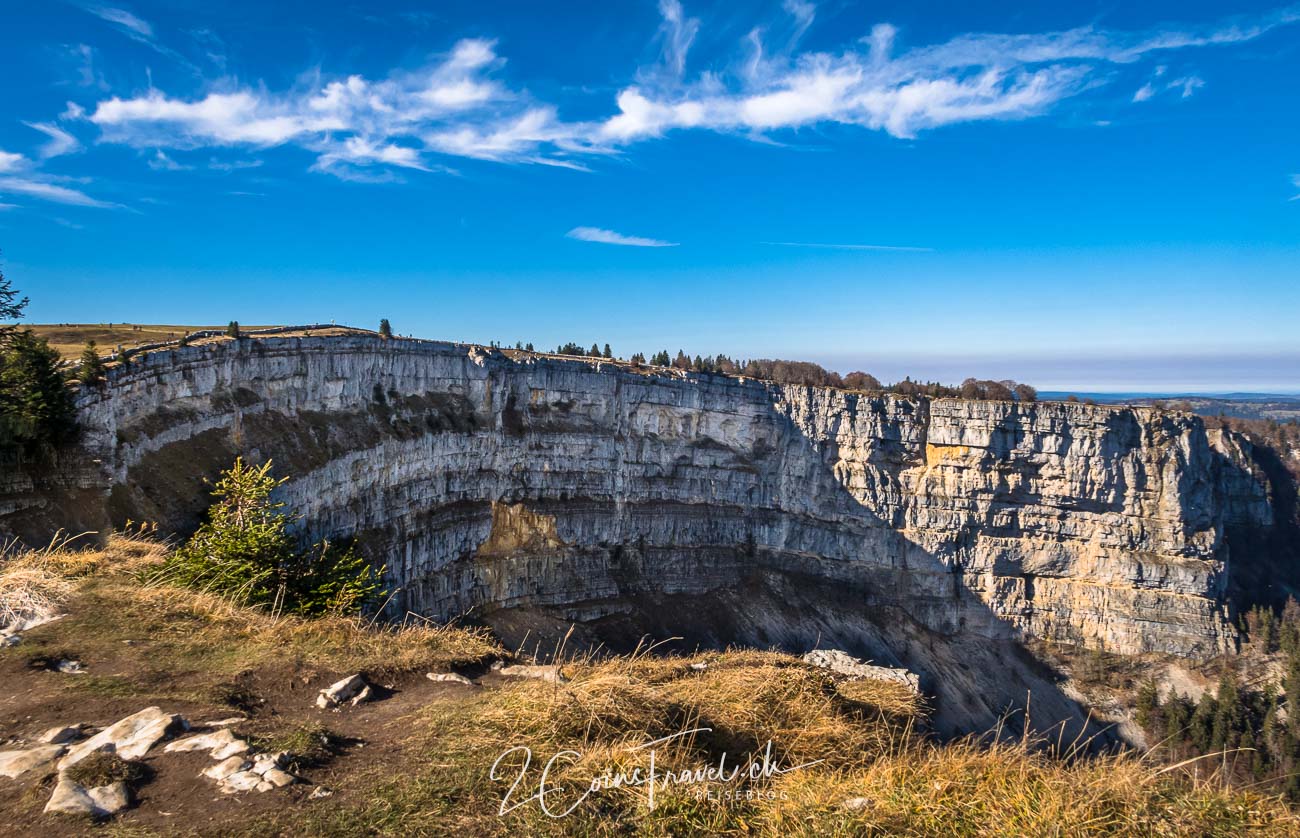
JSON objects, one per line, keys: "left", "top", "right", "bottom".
{"left": 5, "top": 535, "right": 1300, "bottom": 836}
{"left": 5, "top": 533, "right": 498, "bottom": 681}
{"left": 26, "top": 324, "right": 279, "bottom": 360}
{"left": 0, "top": 531, "right": 107, "bottom": 631}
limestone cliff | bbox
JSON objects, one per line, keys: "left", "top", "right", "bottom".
{"left": 0, "top": 336, "right": 1277, "bottom": 733}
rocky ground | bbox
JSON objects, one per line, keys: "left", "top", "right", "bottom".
{"left": 2, "top": 536, "right": 1297, "bottom": 836}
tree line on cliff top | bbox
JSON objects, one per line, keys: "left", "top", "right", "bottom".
{"left": 527, "top": 340, "right": 1039, "bottom": 402}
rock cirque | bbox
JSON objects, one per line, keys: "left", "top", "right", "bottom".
{"left": 0, "top": 336, "right": 1279, "bottom": 733}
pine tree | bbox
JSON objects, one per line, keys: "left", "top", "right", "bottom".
{"left": 379, "top": 318, "right": 393, "bottom": 339}
{"left": 603, "top": 343, "right": 612, "bottom": 359}
{"left": 1191, "top": 692, "right": 1218, "bottom": 751}
{"left": 590, "top": 343, "right": 601, "bottom": 357}
{"left": 1285, "top": 653, "right": 1300, "bottom": 736}
{"left": 1136, "top": 678, "right": 1161, "bottom": 731}
{"left": 226, "top": 320, "right": 241, "bottom": 339}
{"left": 0, "top": 330, "right": 77, "bottom": 452}
{"left": 1282, "top": 598, "right": 1300, "bottom": 655}
{"left": 1164, "top": 692, "right": 1193, "bottom": 744}
{"left": 1211, "top": 671, "right": 1242, "bottom": 750}
{"left": 161, "top": 458, "right": 382, "bottom": 616}
{"left": 0, "top": 264, "right": 29, "bottom": 347}
{"left": 78, "top": 341, "right": 107, "bottom": 386}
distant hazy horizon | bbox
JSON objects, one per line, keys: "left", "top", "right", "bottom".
{"left": 811, "top": 352, "right": 1300, "bottom": 395}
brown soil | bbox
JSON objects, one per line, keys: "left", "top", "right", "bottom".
{"left": 0, "top": 585, "right": 492, "bottom": 836}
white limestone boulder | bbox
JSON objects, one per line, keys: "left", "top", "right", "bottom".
{"left": 58, "top": 707, "right": 186, "bottom": 770}
{"left": 801, "top": 650, "right": 921, "bottom": 693}
{"left": 316, "top": 674, "right": 368, "bottom": 709}
{"left": 0, "top": 744, "right": 66, "bottom": 779}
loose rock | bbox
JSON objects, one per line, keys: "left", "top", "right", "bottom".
{"left": 428, "top": 672, "right": 475, "bottom": 686}
{"left": 37, "top": 725, "right": 83, "bottom": 745}
{"left": 262, "top": 768, "right": 296, "bottom": 788}
{"left": 44, "top": 777, "right": 130, "bottom": 817}
{"left": 801, "top": 650, "right": 921, "bottom": 693}
{"left": 0, "top": 744, "right": 66, "bottom": 779}
{"left": 498, "top": 664, "right": 566, "bottom": 684}
{"left": 60, "top": 707, "right": 186, "bottom": 770}
{"left": 220, "top": 770, "right": 264, "bottom": 793}
{"left": 203, "top": 756, "right": 251, "bottom": 781}
{"left": 316, "top": 674, "right": 367, "bottom": 709}
{"left": 164, "top": 728, "right": 249, "bottom": 760}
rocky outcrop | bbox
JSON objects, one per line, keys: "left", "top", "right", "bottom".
{"left": 0, "top": 337, "right": 1275, "bottom": 684}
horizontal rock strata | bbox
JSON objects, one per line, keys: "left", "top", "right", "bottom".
{"left": 2, "top": 337, "right": 1273, "bottom": 670}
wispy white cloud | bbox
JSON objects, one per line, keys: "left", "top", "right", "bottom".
{"left": 782, "top": 0, "right": 816, "bottom": 46}
{"left": 0, "top": 203, "right": 17, "bottom": 211}
{"left": 207, "top": 157, "right": 263, "bottom": 171}
{"left": 1169, "top": 75, "right": 1205, "bottom": 97}
{"left": 0, "top": 150, "right": 25, "bottom": 173}
{"left": 567, "top": 226, "right": 678, "bottom": 247}
{"left": 24, "top": 121, "right": 81, "bottom": 158}
{"left": 65, "top": 44, "right": 109, "bottom": 91}
{"left": 83, "top": 4, "right": 152, "bottom": 37}
{"left": 655, "top": 0, "right": 699, "bottom": 78}
{"left": 0, "top": 148, "right": 117, "bottom": 208}
{"left": 78, "top": 2, "right": 199, "bottom": 72}
{"left": 53, "top": 4, "right": 1299, "bottom": 180}
{"left": 147, "top": 149, "right": 190, "bottom": 170}
{"left": 0, "top": 176, "right": 120, "bottom": 208}
{"left": 762, "top": 241, "right": 933, "bottom": 252}
{"left": 1290, "top": 174, "right": 1300, "bottom": 201}
{"left": 1135, "top": 71, "right": 1206, "bottom": 103}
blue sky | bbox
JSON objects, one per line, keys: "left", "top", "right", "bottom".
{"left": 1, "top": 1, "right": 1298, "bottom": 391}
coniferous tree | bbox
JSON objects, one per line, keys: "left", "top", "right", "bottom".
{"left": 0, "top": 330, "right": 77, "bottom": 452}
{"left": 1281, "top": 598, "right": 1300, "bottom": 656}
{"left": 603, "top": 343, "right": 612, "bottom": 359}
{"left": 1285, "top": 653, "right": 1300, "bottom": 737}
{"left": 1164, "top": 692, "right": 1193, "bottom": 743}
{"left": 1211, "top": 671, "right": 1242, "bottom": 750}
{"left": 0, "top": 264, "right": 28, "bottom": 347}
{"left": 379, "top": 318, "right": 393, "bottom": 339}
{"left": 1191, "top": 692, "right": 1218, "bottom": 750}
{"left": 1136, "top": 678, "right": 1161, "bottom": 731}
{"left": 226, "top": 320, "right": 241, "bottom": 339}
{"left": 78, "top": 341, "right": 107, "bottom": 386}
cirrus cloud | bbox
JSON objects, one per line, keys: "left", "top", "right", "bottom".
{"left": 41, "top": 3, "right": 1299, "bottom": 183}
{"left": 566, "top": 226, "right": 678, "bottom": 247}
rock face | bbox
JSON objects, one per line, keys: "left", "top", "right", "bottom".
{"left": 0, "top": 336, "right": 1276, "bottom": 729}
